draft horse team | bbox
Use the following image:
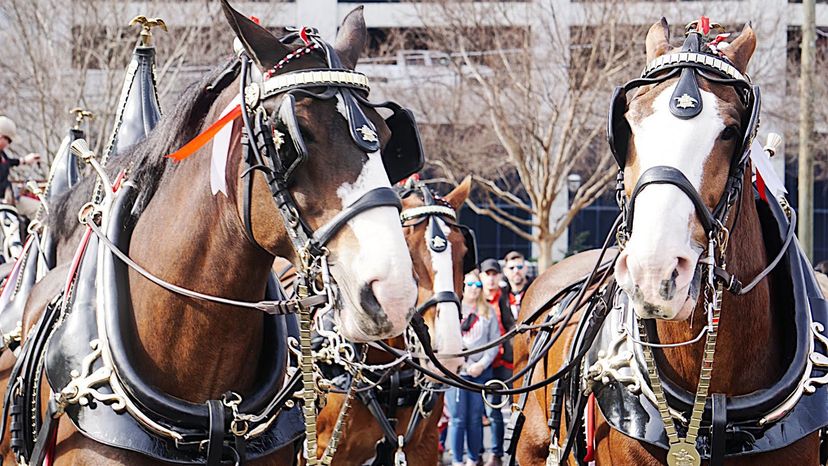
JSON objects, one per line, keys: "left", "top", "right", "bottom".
{"left": 0, "top": 3, "right": 824, "bottom": 466}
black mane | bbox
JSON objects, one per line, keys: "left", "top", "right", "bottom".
{"left": 49, "top": 58, "right": 236, "bottom": 240}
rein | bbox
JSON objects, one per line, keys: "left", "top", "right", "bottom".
{"left": 376, "top": 214, "right": 621, "bottom": 396}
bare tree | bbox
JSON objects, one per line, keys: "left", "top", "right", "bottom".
{"left": 0, "top": 0, "right": 274, "bottom": 182}
{"left": 368, "top": 2, "right": 648, "bottom": 270}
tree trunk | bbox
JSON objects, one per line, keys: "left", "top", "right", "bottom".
{"left": 536, "top": 236, "right": 555, "bottom": 273}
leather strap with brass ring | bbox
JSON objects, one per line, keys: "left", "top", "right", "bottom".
{"left": 482, "top": 379, "right": 510, "bottom": 409}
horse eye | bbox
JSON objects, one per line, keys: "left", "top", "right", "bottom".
{"left": 720, "top": 125, "right": 739, "bottom": 141}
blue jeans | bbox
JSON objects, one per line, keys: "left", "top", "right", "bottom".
{"left": 446, "top": 367, "right": 492, "bottom": 463}
{"left": 486, "top": 365, "right": 512, "bottom": 457}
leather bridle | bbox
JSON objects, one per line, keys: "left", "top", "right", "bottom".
{"left": 608, "top": 30, "right": 794, "bottom": 296}
{"left": 237, "top": 31, "right": 413, "bottom": 308}
{"left": 398, "top": 182, "right": 478, "bottom": 317}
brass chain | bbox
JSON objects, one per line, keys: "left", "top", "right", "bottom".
{"left": 297, "top": 282, "right": 321, "bottom": 466}
{"left": 296, "top": 252, "right": 355, "bottom": 466}
{"left": 638, "top": 282, "right": 723, "bottom": 466}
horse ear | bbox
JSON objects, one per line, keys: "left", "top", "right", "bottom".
{"left": 443, "top": 176, "right": 472, "bottom": 212}
{"left": 334, "top": 7, "right": 368, "bottom": 70}
{"left": 720, "top": 24, "right": 756, "bottom": 73}
{"left": 220, "top": 0, "right": 289, "bottom": 69}
{"left": 646, "top": 18, "right": 671, "bottom": 62}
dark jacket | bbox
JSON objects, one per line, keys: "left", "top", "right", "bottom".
{"left": 494, "top": 277, "right": 535, "bottom": 367}
{"left": 0, "top": 151, "right": 20, "bottom": 193}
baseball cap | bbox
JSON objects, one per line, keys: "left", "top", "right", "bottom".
{"left": 480, "top": 258, "right": 501, "bottom": 273}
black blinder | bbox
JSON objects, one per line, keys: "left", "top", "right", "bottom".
{"left": 427, "top": 217, "right": 448, "bottom": 253}
{"left": 382, "top": 104, "right": 425, "bottom": 184}
{"left": 339, "top": 89, "right": 381, "bottom": 154}
{"left": 272, "top": 94, "right": 309, "bottom": 182}
{"left": 607, "top": 86, "right": 631, "bottom": 169}
{"left": 456, "top": 225, "right": 478, "bottom": 274}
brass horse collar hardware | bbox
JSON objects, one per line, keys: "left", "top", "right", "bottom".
{"left": 638, "top": 282, "right": 724, "bottom": 466}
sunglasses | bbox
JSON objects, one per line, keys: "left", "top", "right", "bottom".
{"left": 506, "top": 264, "right": 525, "bottom": 271}
{"left": 465, "top": 281, "right": 483, "bottom": 288}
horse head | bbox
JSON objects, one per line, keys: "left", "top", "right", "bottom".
{"left": 400, "top": 177, "right": 474, "bottom": 375}
{"left": 612, "top": 18, "right": 758, "bottom": 320}
{"left": 221, "top": 1, "right": 418, "bottom": 341}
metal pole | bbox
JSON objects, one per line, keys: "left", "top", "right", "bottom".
{"left": 798, "top": 0, "right": 816, "bottom": 261}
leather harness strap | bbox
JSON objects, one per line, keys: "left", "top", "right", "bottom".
{"left": 711, "top": 393, "right": 727, "bottom": 466}
{"left": 206, "top": 399, "right": 226, "bottom": 466}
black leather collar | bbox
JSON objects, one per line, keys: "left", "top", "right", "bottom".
{"left": 41, "top": 185, "right": 304, "bottom": 463}
{"left": 588, "top": 193, "right": 828, "bottom": 459}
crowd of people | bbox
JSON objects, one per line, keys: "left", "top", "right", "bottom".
{"left": 441, "top": 251, "right": 533, "bottom": 466}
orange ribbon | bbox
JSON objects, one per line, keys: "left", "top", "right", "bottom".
{"left": 166, "top": 105, "right": 241, "bottom": 162}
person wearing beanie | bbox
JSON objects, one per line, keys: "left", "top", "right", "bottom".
{"left": 0, "top": 116, "right": 40, "bottom": 204}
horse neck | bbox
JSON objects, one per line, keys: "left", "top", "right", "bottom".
{"left": 126, "top": 148, "right": 274, "bottom": 402}
{"left": 655, "top": 182, "right": 784, "bottom": 394}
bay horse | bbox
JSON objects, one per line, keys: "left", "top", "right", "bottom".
{"left": 512, "top": 19, "right": 828, "bottom": 466}
{"left": 313, "top": 178, "right": 472, "bottom": 466}
{"left": 0, "top": 1, "right": 423, "bottom": 464}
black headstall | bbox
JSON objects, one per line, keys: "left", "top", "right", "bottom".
{"left": 397, "top": 181, "right": 478, "bottom": 316}
{"left": 607, "top": 28, "right": 765, "bottom": 294}
{"left": 236, "top": 31, "right": 426, "bottom": 291}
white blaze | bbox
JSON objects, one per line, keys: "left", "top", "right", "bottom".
{"left": 618, "top": 83, "right": 725, "bottom": 319}
{"left": 334, "top": 151, "right": 416, "bottom": 337}
{"left": 428, "top": 217, "right": 463, "bottom": 373}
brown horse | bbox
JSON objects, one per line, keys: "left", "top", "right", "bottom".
{"left": 0, "top": 2, "right": 421, "bottom": 464}
{"left": 513, "top": 19, "right": 826, "bottom": 465}
{"left": 313, "top": 178, "right": 470, "bottom": 466}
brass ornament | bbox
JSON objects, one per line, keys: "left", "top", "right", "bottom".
{"left": 129, "top": 16, "right": 167, "bottom": 46}
{"left": 244, "top": 83, "right": 261, "bottom": 109}
{"left": 430, "top": 235, "right": 446, "bottom": 250}
{"left": 69, "top": 107, "right": 94, "bottom": 129}
{"left": 667, "top": 441, "right": 702, "bottom": 466}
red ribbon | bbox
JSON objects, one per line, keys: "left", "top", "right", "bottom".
{"left": 756, "top": 172, "right": 768, "bottom": 202}
{"left": 584, "top": 393, "right": 596, "bottom": 461}
{"left": 166, "top": 105, "right": 241, "bottom": 162}
{"left": 300, "top": 27, "right": 311, "bottom": 45}
{"left": 698, "top": 16, "right": 711, "bottom": 35}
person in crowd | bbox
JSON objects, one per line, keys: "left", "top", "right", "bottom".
{"left": 501, "top": 251, "right": 534, "bottom": 321}
{"left": 446, "top": 271, "right": 502, "bottom": 466}
{"left": 0, "top": 116, "right": 40, "bottom": 204}
{"left": 478, "top": 258, "right": 515, "bottom": 466}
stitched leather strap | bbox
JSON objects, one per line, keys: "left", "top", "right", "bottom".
{"left": 29, "top": 400, "right": 60, "bottom": 466}
{"left": 627, "top": 166, "right": 716, "bottom": 234}
{"left": 206, "top": 400, "right": 226, "bottom": 466}
{"left": 415, "top": 291, "right": 461, "bottom": 318}
{"left": 312, "top": 187, "right": 402, "bottom": 247}
{"left": 711, "top": 393, "right": 727, "bottom": 466}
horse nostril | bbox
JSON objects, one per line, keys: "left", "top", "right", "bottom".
{"left": 659, "top": 268, "right": 679, "bottom": 300}
{"left": 359, "top": 282, "right": 383, "bottom": 318}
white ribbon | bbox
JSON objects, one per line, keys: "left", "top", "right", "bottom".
{"left": 210, "top": 95, "right": 242, "bottom": 196}
{"left": 749, "top": 139, "right": 786, "bottom": 199}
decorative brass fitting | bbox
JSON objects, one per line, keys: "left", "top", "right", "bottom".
{"left": 69, "top": 107, "right": 94, "bottom": 130}
{"left": 129, "top": 15, "right": 167, "bottom": 46}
